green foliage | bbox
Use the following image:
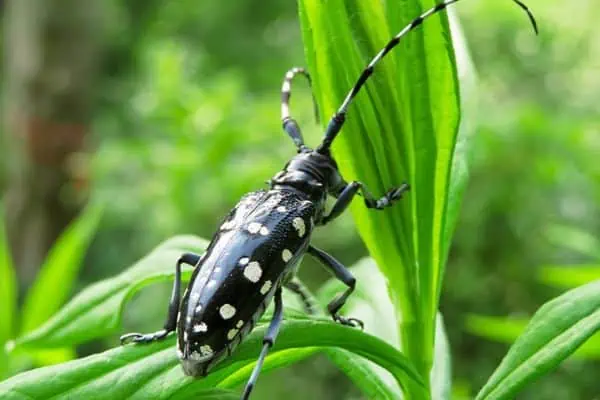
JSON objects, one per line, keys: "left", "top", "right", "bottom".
{"left": 0, "top": 204, "right": 103, "bottom": 377}
{"left": 298, "top": 1, "right": 466, "bottom": 395}
{"left": 2, "top": 0, "right": 600, "bottom": 398}
{"left": 476, "top": 280, "right": 600, "bottom": 400}
{"left": 12, "top": 236, "right": 208, "bottom": 351}
{"left": 1, "top": 244, "right": 425, "bottom": 399}
{"left": 466, "top": 315, "right": 600, "bottom": 361}
{"left": 21, "top": 204, "right": 103, "bottom": 334}
{"left": 318, "top": 258, "right": 452, "bottom": 399}
{"left": 0, "top": 318, "right": 422, "bottom": 399}
{"left": 0, "top": 204, "right": 17, "bottom": 378}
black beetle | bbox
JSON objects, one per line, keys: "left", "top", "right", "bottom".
{"left": 121, "top": 1, "right": 537, "bottom": 398}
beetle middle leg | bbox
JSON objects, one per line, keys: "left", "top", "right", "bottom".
{"left": 120, "top": 252, "right": 201, "bottom": 344}
{"left": 241, "top": 288, "right": 284, "bottom": 400}
{"left": 320, "top": 180, "right": 410, "bottom": 225}
{"left": 307, "top": 245, "right": 363, "bottom": 329}
{"left": 284, "top": 279, "right": 316, "bottom": 315}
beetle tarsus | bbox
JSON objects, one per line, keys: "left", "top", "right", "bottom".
{"left": 333, "top": 315, "right": 364, "bottom": 330}
{"left": 120, "top": 329, "right": 171, "bottom": 345}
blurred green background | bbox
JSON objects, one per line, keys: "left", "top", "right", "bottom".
{"left": 1, "top": 0, "right": 598, "bottom": 398}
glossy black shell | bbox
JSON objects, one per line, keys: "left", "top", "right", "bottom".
{"left": 177, "top": 188, "right": 315, "bottom": 376}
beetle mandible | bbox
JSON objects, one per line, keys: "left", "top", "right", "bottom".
{"left": 121, "top": 0, "right": 538, "bottom": 398}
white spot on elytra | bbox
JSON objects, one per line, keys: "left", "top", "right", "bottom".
{"left": 260, "top": 280, "right": 272, "bottom": 295}
{"left": 219, "top": 304, "right": 236, "bottom": 320}
{"left": 243, "top": 261, "right": 262, "bottom": 282}
{"left": 186, "top": 315, "right": 192, "bottom": 323}
{"left": 195, "top": 304, "right": 202, "bottom": 313}
{"left": 236, "top": 320, "right": 244, "bottom": 328}
{"left": 239, "top": 257, "right": 249, "bottom": 266}
{"left": 259, "top": 226, "right": 269, "bottom": 236}
{"left": 292, "top": 217, "right": 306, "bottom": 237}
{"left": 282, "top": 249, "right": 293, "bottom": 262}
{"left": 247, "top": 222, "right": 262, "bottom": 234}
{"left": 277, "top": 206, "right": 286, "bottom": 212}
{"left": 193, "top": 322, "right": 208, "bottom": 333}
{"left": 227, "top": 328, "right": 239, "bottom": 340}
{"left": 221, "top": 220, "right": 235, "bottom": 230}
{"left": 200, "top": 345, "right": 213, "bottom": 356}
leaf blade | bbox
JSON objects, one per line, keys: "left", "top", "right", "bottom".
{"left": 11, "top": 236, "right": 208, "bottom": 350}
{"left": 0, "top": 319, "right": 424, "bottom": 399}
{"left": 21, "top": 204, "right": 104, "bottom": 334}
{"left": 476, "top": 280, "right": 600, "bottom": 400}
{"left": 0, "top": 203, "right": 17, "bottom": 378}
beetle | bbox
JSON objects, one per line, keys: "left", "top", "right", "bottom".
{"left": 120, "top": 0, "right": 537, "bottom": 398}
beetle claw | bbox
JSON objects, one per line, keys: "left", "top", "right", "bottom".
{"left": 334, "top": 315, "right": 364, "bottom": 330}
{"left": 120, "top": 332, "right": 145, "bottom": 345}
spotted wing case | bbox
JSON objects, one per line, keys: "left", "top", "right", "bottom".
{"left": 177, "top": 189, "right": 315, "bottom": 375}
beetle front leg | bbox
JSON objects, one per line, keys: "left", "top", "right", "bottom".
{"left": 320, "top": 181, "right": 409, "bottom": 225}
{"left": 307, "top": 245, "right": 362, "bottom": 329}
{"left": 120, "top": 252, "right": 201, "bottom": 345}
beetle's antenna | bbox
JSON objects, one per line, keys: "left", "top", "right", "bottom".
{"left": 281, "top": 67, "right": 320, "bottom": 151}
{"left": 316, "top": 0, "right": 538, "bottom": 154}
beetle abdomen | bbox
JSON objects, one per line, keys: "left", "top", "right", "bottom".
{"left": 177, "top": 189, "right": 316, "bottom": 376}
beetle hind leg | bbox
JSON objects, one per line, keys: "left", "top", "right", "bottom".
{"left": 285, "top": 279, "right": 317, "bottom": 315}
{"left": 120, "top": 252, "right": 201, "bottom": 345}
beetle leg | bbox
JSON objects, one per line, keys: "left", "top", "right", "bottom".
{"left": 307, "top": 246, "right": 363, "bottom": 329}
{"left": 284, "top": 279, "right": 316, "bottom": 315}
{"left": 320, "top": 181, "right": 410, "bottom": 225}
{"left": 120, "top": 252, "right": 201, "bottom": 345}
{"left": 241, "top": 288, "right": 284, "bottom": 400}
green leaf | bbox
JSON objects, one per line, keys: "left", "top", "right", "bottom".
{"left": 21, "top": 204, "right": 104, "bottom": 334}
{"left": 298, "top": 1, "right": 471, "bottom": 390}
{"left": 465, "top": 314, "right": 600, "bottom": 360}
{"left": 0, "top": 203, "right": 17, "bottom": 377}
{"left": 0, "top": 319, "right": 424, "bottom": 399}
{"left": 544, "top": 224, "right": 600, "bottom": 260}
{"left": 318, "top": 258, "right": 451, "bottom": 399}
{"left": 431, "top": 314, "right": 451, "bottom": 400}
{"left": 538, "top": 264, "right": 600, "bottom": 289}
{"left": 11, "top": 236, "right": 209, "bottom": 350}
{"left": 476, "top": 280, "right": 600, "bottom": 400}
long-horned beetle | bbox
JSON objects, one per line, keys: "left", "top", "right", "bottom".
{"left": 121, "top": 1, "right": 537, "bottom": 398}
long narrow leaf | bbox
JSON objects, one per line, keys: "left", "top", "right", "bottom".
{"left": 476, "top": 280, "right": 600, "bottom": 400}
{"left": 0, "top": 319, "right": 424, "bottom": 399}
{"left": 318, "top": 258, "right": 452, "bottom": 399}
{"left": 21, "top": 204, "right": 104, "bottom": 334}
{"left": 0, "top": 203, "right": 17, "bottom": 377}
{"left": 466, "top": 314, "right": 600, "bottom": 360}
{"left": 298, "top": 1, "right": 466, "bottom": 389}
{"left": 10, "top": 236, "right": 208, "bottom": 350}
{"left": 538, "top": 264, "right": 600, "bottom": 289}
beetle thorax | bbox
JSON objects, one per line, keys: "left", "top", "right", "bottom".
{"left": 270, "top": 150, "right": 343, "bottom": 205}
